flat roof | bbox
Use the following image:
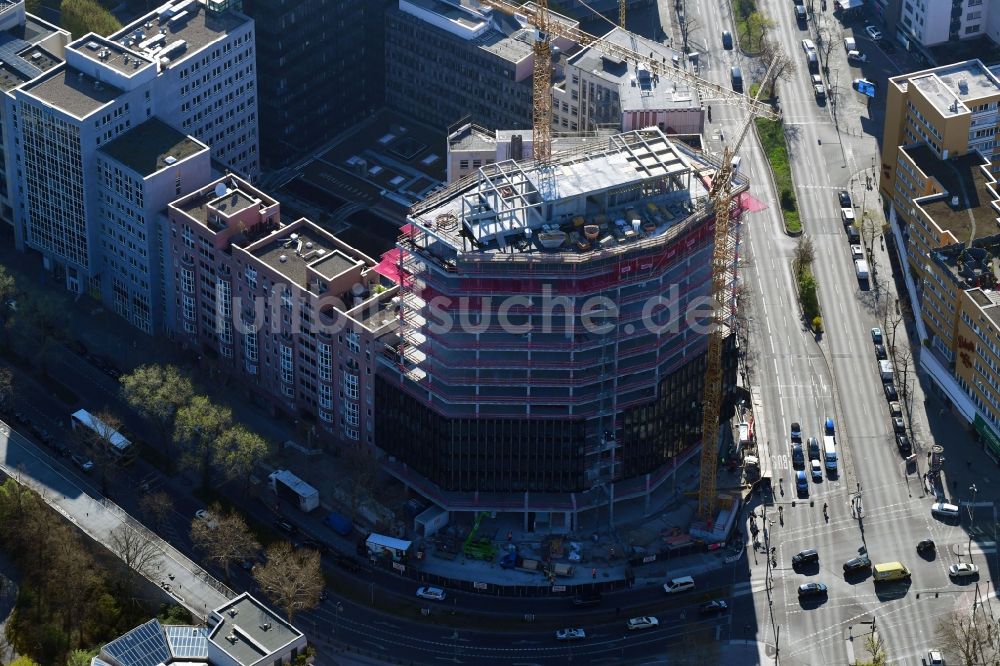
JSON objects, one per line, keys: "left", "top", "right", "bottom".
{"left": 909, "top": 145, "right": 999, "bottom": 244}
{"left": 902, "top": 60, "right": 1000, "bottom": 117}
{"left": 111, "top": 1, "right": 248, "bottom": 66}
{"left": 100, "top": 117, "right": 205, "bottom": 175}
{"left": 968, "top": 288, "right": 1000, "bottom": 330}
{"left": 70, "top": 36, "right": 153, "bottom": 75}
{"left": 570, "top": 27, "right": 699, "bottom": 111}
{"left": 174, "top": 176, "right": 277, "bottom": 230}
{"left": 23, "top": 66, "right": 122, "bottom": 117}
{"left": 208, "top": 594, "right": 301, "bottom": 666}
{"left": 0, "top": 24, "right": 62, "bottom": 91}
{"left": 249, "top": 222, "right": 352, "bottom": 287}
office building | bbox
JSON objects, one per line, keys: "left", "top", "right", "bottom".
{"left": 91, "top": 592, "right": 306, "bottom": 666}
{"left": 384, "top": 0, "right": 575, "bottom": 131}
{"left": 377, "top": 128, "right": 742, "bottom": 529}
{"left": 242, "top": 0, "right": 392, "bottom": 167}
{"left": 167, "top": 174, "right": 398, "bottom": 443}
{"left": 552, "top": 27, "right": 703, "bottom": 135}
{"left": 6, "top": 0, "right": 257, "bottom": 324}
{"left": 897, "top": 0, "right": 1000, "bottom": 48}
{"left": 0, "top": 0, "right": 69, "bottom": 228}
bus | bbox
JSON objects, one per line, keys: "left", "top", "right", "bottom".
{"left": 70, "top": 409, "right": 133, "bottom": 461}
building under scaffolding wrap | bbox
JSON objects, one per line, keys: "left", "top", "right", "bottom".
{"left": 375, "top": 128, "right": 746, "bottom": 530}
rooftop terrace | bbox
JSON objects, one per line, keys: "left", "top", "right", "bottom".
{"left": 899, "top": 59, "right": 1000, "bottom": 117}
{"left": 24, "top": 66, "right": 122, "bottom": 117}
{"left": 908, "top": 144, "right": 999, "bottom": 244}
{"left": 100, "top": 117, "right": 206, "bottom": 175}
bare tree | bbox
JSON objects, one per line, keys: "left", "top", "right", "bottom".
{"left": 759, "top": 39, "right": 795, "bottom": 97}
{"left": 190, "top": 505, "right": 261, "bottom": 583}
{"left": 864, "top": 630, "right": 888, "bottom": 665}
{"left": 882, "top": 309, "right": 905, "bottom": 361}
{"left": 253, "top": 542, "right": 324, "bottom": 623}
{"left": 816, "top": 24, "right": 843, "bottom": 74}
{"left": 860, "top": 209, "right": 882, "bottom": 260}
{"left": 793, "top": 235, "right": 815, "bottom": 276}
{"left": 139, "top": 490, "right": 174, "bottom": 530}
{"left": 936, "top": 607, "right": 1000, "bottom": 665}
{"left": 895, "top": 345, "right": 916, "bottom": 420}
{"left": 109, "top": 523, "right": 163, "bottom": 602}
{"left": 678, "top": 0, "right": 699, "bottom": 54}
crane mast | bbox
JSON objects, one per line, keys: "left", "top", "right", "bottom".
{"left": 619, "top": 0, "right": 626, "bottom": 27}
{"left": 531, "top": 0, "right": 552, "bottom": 162}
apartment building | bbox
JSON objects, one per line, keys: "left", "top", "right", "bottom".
{"left": 880, "top": 59, "right": 1000, "bottom": 283}
{"left": 897, "top": 0, "right": 1000, "bottom": 47}
{"left": 384, "top": 0, "right": 575, "bottom": 131}
{"left": 5, "top": 0, "right": 257, "bottom": 323}
{"left": 242, "top": 0, "right": 392, "bottom": 167}
{"left": 0, "top": 0, "right": 69, "bottom": 228}
{"left": 91, "top": 592, "right": 306, "bottom": 666}
{"left": 552, "top": 27, "right": 703, "bottom": 136}
{"left": 378, "top": 128, "right": 741, "bottom": 529}
{"left": 167, "top": 175, "right": 399, "bottom": 443}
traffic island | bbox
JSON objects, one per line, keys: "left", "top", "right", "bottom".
{"left": 755, "top": 118, "right": 801, "bottom": 235}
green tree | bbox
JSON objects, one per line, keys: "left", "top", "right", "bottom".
{"left": 213, "top": 425, "right": 269, "bottom": 493}
{"left": 10, "top": 656, "right": 42, "bottom": 666}
{"left": 252, "top": 542, "right": 324, "bottom": 623}
{"left": 120, "top": 364, "right": 194, "bottom": 454}
{"left": 799, "top": 269, "right": 819, "bottom": 321}
{"left": 174, "top": 396, "right": 232, "bottom": 487}
{"left": 0, "top": 366, "right": 13, "bottom": 410}
{"left": 60, "top": 0, "right": 122, "bottom": 38}
{"left": 190, "top": 506, "right": 260, "bottom": 583}
{"left": 66, "top": 648, "right": 99, "bottom": 666}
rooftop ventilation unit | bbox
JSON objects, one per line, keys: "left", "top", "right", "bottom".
{"left": 958, "top": 78, "right": 969, "bottom": 95}
{"left": 85, "top": 41, "right": 99, "bottom": 51}
{"left": 164, "top": 155, "right": 177, "bottom": 165}
{"left": 279, "top": 254, "right": 288, "bottom": 263}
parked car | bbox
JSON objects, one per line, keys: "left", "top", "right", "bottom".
{"left": 721, "top": 30, "right": 733, "bottom": 49}
{"left": 865, "top": 25, "right": 883, "bottom": 40}
{"left": 884, "top": 383, "right": 899, "bottom": 401}
{"left": 300, "top": 538, "right": 330, "bottom": 553}
{"left": 851, "top": 244, "right": 864, "bottom": 260}
{"left": 195, "top": 509, "right": 219, "bottom": 529}
{"left": 798, "top": 582, "right": 828, "bottom": 598}
{"left": 71, "top": 454, "right": 94, "bottom": 472}
{"left": 931, "top": 502, "right": 960, "bottom": 518}
{"left": 949, "top": 563, "right": 979, "bottom": 579}
{"left": 847, "top": 225, "right": 860, "bottom": 243}
{"left": 555, "top": 628, "right": 586, "bottom": 641}
{"left": 888, "top": 401, "right": 902, "bottom": 417}
{"left": 847, "top": 50, "right": 868, "bottom": 63}
{"left": 892, "top": 417, "right": 906, "bottom": 433}
{"left": 801, "top": 38, "right": 817, "bottom": 53}
{"left": 871, "top": 327, "right": 883, "bottom": 344}
{"left": 839, "top": 190, "right": 853, "bottom": 207}
{"left": 699, "top": 600, "right": 729, "bottom": 615}
{"left": 843, "top": 555, "right": 871, "bottom": 573}
{"left": 416, "top": 586, "right": 447, "bottom": 601}
{"left": 627, "top": 616, "right": 659, "bottom": 631}
{"left": 875, "top": 343, "right": 888, "bottom": 360}
{"left": 896, "top": 434, "right": 912, "bottom": 456}
{"left": 793, "top": 549, "right": 819, "bottom": 567}
{"left": 927, "top": 649, "right": 944, "bottom": 666}
{"left": 810, "top": 459, "right": 823, "bottom": 481}
{"left": 917, "top": 539, "right": 935, "bottom": 554}
{"left": 273, "top": 519, "right": 298, "bottom": 535}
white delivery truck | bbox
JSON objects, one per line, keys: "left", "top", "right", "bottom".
{"left": 855, "top": 259, "right": 870, "bottom": 281}
{"left": 823, "top": 435, "right": 838, "bottom": 473}
{"left": 269, "top": 469, "right": 320, "bottom": 512}
{"left": 879, "top": 359, "right": 893, "bottom": 381}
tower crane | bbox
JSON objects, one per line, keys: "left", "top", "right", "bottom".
{"left": 477, "top": 0, "right": 780, "bottom": 520}
{"left": 619, "top": 0, "right": 626, "bottom": 27}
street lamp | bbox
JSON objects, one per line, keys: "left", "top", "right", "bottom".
{"left": 967, "top": 483, "right": 978, "bottom": 561}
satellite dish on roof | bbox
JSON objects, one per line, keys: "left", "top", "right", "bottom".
{"left": 214, "top": 182, "right": 227, "bottom": 198}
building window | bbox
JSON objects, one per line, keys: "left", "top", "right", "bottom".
{"left": 346, "top": 331, "right": 361, "bottom": 354}
{"left": 344, "top": 401, "right": 359, "bottom": 427}
{"left": 280, "top": 344, "right": 293, "bottom": 384}
{"left": 343, "top": 371, "right": 359, "bottom": 401}
{"left": 244, "top": 323, "right": 258, "bottom": 364}
{"left": 181, "top": 267, "right": 194, "bottom": 294}
{"left": 319, "top": 383, "right": 333, "bottom": 409}
{"left": 245, "top": 266, "right": 257, "bottom": 289}
{"left": 318, "top": 342, "right": 332, "bottom": 381}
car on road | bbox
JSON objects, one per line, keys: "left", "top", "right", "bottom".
{"left": 273, "top": 519, "right": 298, "bottom": 535}
{"left": 811, "top": 74, "right": 826, "bottom": 96}
{"left": 792, "top": 548, "right": 819, "bottom": 567}
{"left": 699, "top": 600, "right": 729, "bottom": 615}
{"left": 416, "top": 586, "right": 447, "bottom": 601}
{"left": 795, "top": 469, "right": 809, "bottom": 495}
{"left": 792, "top": 442, "right": 804, "bottom": 467}
{"left": 807, "top": 436, "right": 820, "bottom": 460}
{"left": 892, "top": 417, "right": 906, "bottom": 433}
{"left": 627, "top": 616, "right": 659, "bottom": 631}
{"left": 801, "top": 38, "right": 817, "bottom": 53}
{"left": 71, "top": 454, "right": 94, "bottom": 472}
{"left": 851, "top": 244, "right": 864, "bottom": 260}
{"left": 927, "top": 649, "right": 944, "bottom": 666}
{"left": 791, "top": 421, "right": 802, "bottom": 442}
{"left": 847, "top": 50, "right": 868, "bottom": 63}
{"left": 917, "top": 539, "right": 935, "bottom": 554}
{"left": 865, "top": 25, "right": 883, "bottom": 40}
{"left": 798, "top": 582, "right": 828, "bottom": 598}
{"left": 843, "top": 555, "right": 871, "bottom": 573}
{"left": 949, "top": 563, "right": 979, "bottom": 579}
{"left": 847, "top": 225, "right": 860, "bottom": 243}
{"left": 896, "top": 434, "right": 912, "bottom": 456}
{"left": 884, "top": 383, "right": 899, "bottom": 401}
{"left": 810, "top": 459, "right": 823, "bottom": 481}
{"left": 871, "top": 327, "right": 883, "bottom": 344}
{"left": 888, "top": 401, "right": 902, "bottom": 417}
{"left": 555, "top": 628, "right": 586, "bottom": 641}
{"left": 839, "top": 190, "right": 853, "bottom": 207}
{"left": 931, "top": 502, "right": 960, "bottom": 518}
{"left": 875, "top": 343, "right": 888, "bottom": 360}
{"left": 722, "top": 30, "right": 733, "bottom": 49}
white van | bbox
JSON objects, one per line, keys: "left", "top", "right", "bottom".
{"left": 731, "top": 155, "right": 742, "bottom": 172}
{"left": 844, "top": 36, "right": 857, "bottom": 52}
{"left": 663, "top": 575, "right": 696, "bottom": 594}
{"left": 879, "top": 359, "right": 893, "bottom": 381}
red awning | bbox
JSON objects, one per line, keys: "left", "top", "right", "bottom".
{"left": 374, "top": 248, "right": 411, "bottom": 286}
